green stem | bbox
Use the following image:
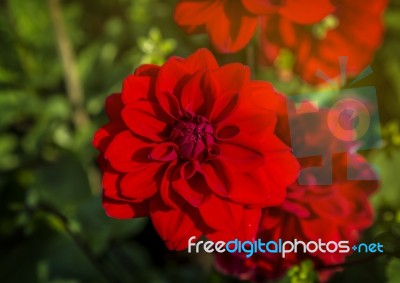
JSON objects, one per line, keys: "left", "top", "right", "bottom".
{"left": 48, "top": 0, "right": 101, "bottom": 194}
{"left": 34, "top": 203, "right": 118, "bottom": 283}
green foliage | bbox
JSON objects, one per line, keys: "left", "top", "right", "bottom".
{"left": 370, "top": 148, "right": 400, "bottom": 208}
{"left": 287, "top": 261, "right": 317, "bottom": 283}
{"left": 386, "top": 258, "right": 400, "bottom": 283}
{"left": 138, "top": 27, "right": 177, "bottom": 65}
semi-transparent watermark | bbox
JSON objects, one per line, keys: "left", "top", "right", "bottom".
{"left": 187, "top": 236, "right": 384, "bottom": 258}
{"left": 286, "top": 57, "right": 381, "bottom": 185}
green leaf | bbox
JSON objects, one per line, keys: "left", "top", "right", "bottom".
{"left": 32, "top": 152, "right": 91, "bottom": 211}
{"left": 386, "top": 258, "right": 400, "bottom": 283}
{"left": 0, "top": 90, "right": 40, "bottom": 129}
{"left": 0, "top": 134, "right": 19, "bottom": 170}
{"left": 0, "top": 227, "right": 105, "bottom": 283}
{"left": 369, "top": 149, "right": 400, "bottom": 208}
{"left": 75, "top": 195, "right": 147, "bottom": 254}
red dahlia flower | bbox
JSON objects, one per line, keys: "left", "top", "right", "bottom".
{"left": 93, "top": 49, "right": 299, "bottom": 250}
{"left": 261, "top": 0, "right": 387, "bottom": 84}
{"left": 216, "top": 108, "right": 378, "bottom": 281}
{"left": 174, "top": 0, "right": 334, "bottom": 53}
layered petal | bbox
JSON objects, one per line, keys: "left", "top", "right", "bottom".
{"left": 155, "top": 57, "right": 189, "bottom": 117}
{"left": 103, "top": 195, "right": 149, "bottom": 219}
{"left": 279, "top": 0, "right": 335, "bottom": 24}
{"left": 122, "top": 101, "right": 170, "bottom": 141}
{"left": 218, "top": 133, "right": 265, "bottom": 170}
{"left": 150, "top": 195, "right": 203, "bottom": 250}
{"left": 183, "top": 48, "right": 219, "bottom": 70}
{"left": 199, "top": 194, "right": 243, "bottom": 233}
{"left": 180, "top": 69, "right": 218, "bottom": 116}
{"left": 260, "top": 0, "right": 386, "bottom": 84}
{"left": 105, "top": 93, "right": 124, "bottom": 121}
{"left": 174, "top": 1, "right": 221, "bottom": 33}
{"left": 171, "top": 162, "right": 206, "bottom": 207}
{"left": 175, "top": 0, "right": 258, "bottom": 53}
{"left": 206, "top": 0, "right": 258, "bottom": 53}
{"left": 119, "top": 162, "right": 163, "bottom": 200}
{"left": 227, "top": 164, "right": 287, "bottom": 206}
{"left": 242, "top": 0, "right": 282, "bottom": 15}
{"left": 104, "top": 130, "right": 153, "bottom": 172}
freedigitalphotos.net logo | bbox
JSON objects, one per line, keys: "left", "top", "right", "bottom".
{"left": 287, "top": 57, "right": 382, "bottom": 185}
{"left": 187, "top": 237, "right": 384, "bottom": 258}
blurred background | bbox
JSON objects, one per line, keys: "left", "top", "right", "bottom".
{"left": 1, "top": 0, "right": 400, "bottom": 282}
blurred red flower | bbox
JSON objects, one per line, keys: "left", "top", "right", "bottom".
{"left": 261, "top": 0, "right": 387, "bottom": 83}
{"left": 174, "top": 0, "right": 334, "bottom": 53}
{"left": 93, "top": 49, "right": 299, "bottom": 250}
{"left": 216, "top": 107, "right": 378, "bottom": 281}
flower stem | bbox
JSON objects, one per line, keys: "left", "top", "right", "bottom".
{"left": 34, "top": 203, "right": 118, "bottom": 283}
{"left": 48, "top": 0, "right": 88, "bottom": 128}
{"left": 48, "top": 0, "right": 101, "bottom": 194}
{"left": 246, "top": 40, "right": 256, "bottom": 78}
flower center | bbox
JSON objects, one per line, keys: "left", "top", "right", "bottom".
{"left": 170, "top": 114, "right": 217, "bottom": 161}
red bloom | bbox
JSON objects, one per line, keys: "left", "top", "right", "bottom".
{"left": 216, "top": 108, "right": 378, "bottom": 281}
{"left": 93, "top": 49, "right": 299, "bottom": 250}
{"left": 174, "top": 0, "right": 258, "bottom": 53}
{"left": 242, "top": 0, "right": 334, "bottom": 24}
{"left": 261, "top": 0, "right": 387, "bottom": 83}
{"left": 174, "top": 0, "right": 334, "bottom": 53}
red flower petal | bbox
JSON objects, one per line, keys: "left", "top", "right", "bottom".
{"left": 171, "top": 169, "right": 206, "bottom": 207}
{"left": 249, "top": 81, "right": 286, "bottom": 114}
{"left": 183, "top": 48, "right": 219, "bottom": 70}
{"left": 150, "top": 195, "right": 202, "bottom": 250}
{"left": 242, "top": 0, "right": 281, "bottom": 15}
{"left": 105, "top": 130, "right": 152, "bottom": 172}
{"left": 102, "top": 168, "right": 126, "bottom": 202}
{"left": 174, "top": 1, "right": 221, "bottom": 33}
{"left": 122, "top": 75, "right": 153, "bottom": 104}
{"left": 134, "top": 64, "right": 160, "bottom": 76}
{"left": 93, "top": 123, "right": 124, "bottom": 152}
{"left": 122, "top": 101, "right": 170, "bottom": 141}
{"left": 238, "top": 207, "right": 262, "bottom": 241}
{"left": 206, "top": 1, "right": 257, "bottom": 53}
{"left": 209, "top": 64, "right": 250, "bottom": 123}
{"left": 279, "top": 0, "right": 335, "bottom": 24}
{"left": 220, "top": 113, "right": 277, "bottom": 141}
{"left": 149, "top": 142, "right": 178, "bottom": 162}
{"left": 119, "top": 162, "right": 163, "bottom": 200}
{"left": 122, "top": 65, "right": 160, "bottom": 104}
{"left": 218, "top": 133, "right": 265, "bottom": 170}
{"left": 212, "top": 63, "right": 250, "bottom": 98}
{"left": 260, "top": 207, "right": 283, "bottom": 230}
{"left": 300, "top": 218, "right": 341, "bottom": 241}
{"left": 200, "top": 161, "right": 229, "bottom": 197}
{"left": 227, "top": 164, "right": 286, "bottom": 206}
{"left": 205, "top": 207, "right": 261, "bottom": 243}
{"left": 159, "top": 160, "right": 184, "bottom": 209}
{"left": 259, "top": 134, "right": 299, "bottom": 189}
{"left": 180, "top": 69, "right": 218, "bottom": 116}
{"left": 105, "top": 93, "right": 124, "bottom": 121}
{"left": 199, "top": 194, "right": 243, "bottom": 232}
{"left": 103, "top": 195, "right": 149, "bottom": 219}
{"left": 156, "top": 57, "right": 189, "bottom": 118}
